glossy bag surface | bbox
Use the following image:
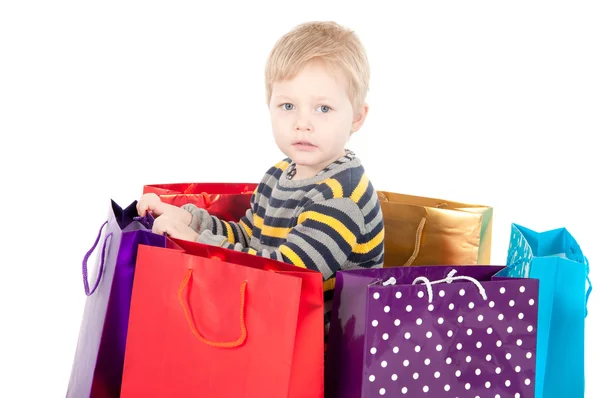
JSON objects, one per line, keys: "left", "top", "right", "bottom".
{"left": 377, "top": 191, "right": 493, "bottom": 267}
{"left": 121, "top": 238, "right": 324, "bottom": 398}
{"left": 504, "top": 223, "right": 592, "bottom": 398}
{"left": 66, "top": 201, "right": 169, "bottom": 398}
{"left": 325, "top": 265, "right": 539, "bottom": 398}
{"left": 143, "top": 182, "right": 257, "bottom": 221}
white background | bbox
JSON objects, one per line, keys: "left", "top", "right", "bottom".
{"left": 1, "top": 1, "right": 598, "bottom": 396}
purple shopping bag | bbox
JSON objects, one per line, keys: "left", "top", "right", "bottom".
{"left": 325, "top": 266, "right": 539, "bottom": 398}
{"left": 66, "top": 200, "right": 170, "bottom": 398}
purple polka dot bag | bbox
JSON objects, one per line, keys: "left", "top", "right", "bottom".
{"left": 324, "top": 266, "right": 539, "bottom": 398}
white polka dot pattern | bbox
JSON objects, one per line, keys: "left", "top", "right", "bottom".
{"left": 363, "top": 277, "right": 538, "bottom": 397}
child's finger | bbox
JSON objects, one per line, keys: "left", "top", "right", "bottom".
{"left": 137, "top": 201, "right": 147, "bottom": 217}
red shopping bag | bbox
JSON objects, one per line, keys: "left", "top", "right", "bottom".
{"left": 143, "top": 182, "right": 258, "bottom": 221}
{"left": 120, "top": 238, "right": 324, "bottom": 398}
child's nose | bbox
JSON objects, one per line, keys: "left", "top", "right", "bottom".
{"left": 295, "top": 119, "right": 313, "bottom": 132}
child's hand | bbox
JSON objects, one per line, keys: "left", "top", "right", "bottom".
{"left": 152, "top": 215, "right": 199, "bottom": 242}
{"left": 137, "top": 193, "right": 164, "bottom": 217}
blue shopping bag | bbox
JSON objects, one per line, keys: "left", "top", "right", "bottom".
{"left": 499, "top": 223, "right": 592, "bottom": 398}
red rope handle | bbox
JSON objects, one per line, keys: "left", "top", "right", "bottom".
{"left": 201, "top": 192, "right": 211, "bottom": 208}
{"left": 177, "top": 268, "right": 247, "bottom": 348}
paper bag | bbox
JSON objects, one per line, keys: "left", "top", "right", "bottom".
{"left": 377, "top": 191, "right": 493, "bottom": 267}
{"left": 120, "top": 238, "right": 324, "bottom": 398}
{"left": 143, "top": 182, "right": 257, "bottom": 221}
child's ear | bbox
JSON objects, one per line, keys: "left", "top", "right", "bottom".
{"left": 351, "top": 103, "right": 369, "bottom": 134}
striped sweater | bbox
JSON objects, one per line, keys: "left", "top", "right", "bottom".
{"left": 182, "top": 152, "right": 385, "bottom": 338}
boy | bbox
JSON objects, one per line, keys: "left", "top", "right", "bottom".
{"left": 137, "top": 21, "right": 384, "bottom": 339}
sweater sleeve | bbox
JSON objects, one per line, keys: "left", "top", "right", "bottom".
{"left": 181, "top": 199, "right": 255, "bottom": 248}
{"left": 197, "top": 198, "right": 370, "bottom": 280}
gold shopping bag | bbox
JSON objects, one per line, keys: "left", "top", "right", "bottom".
{"left": 377, "top": 191, "right": 493, "bottom": 267}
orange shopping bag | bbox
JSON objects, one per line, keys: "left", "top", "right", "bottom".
{"left": 120, "top": 238, "right": 324, "bottom": 398}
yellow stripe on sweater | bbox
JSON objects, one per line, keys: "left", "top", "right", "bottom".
{"left": 262, "top": 225, "right": 292, "bottom": 239}
{"left": 323, "top": 277, "right": 336, "bottom": 292}
{"left": 274, "top": 160, "right": 291, "bottom": 170}
{"left": 253, "top": 214, "right": 264, "bottom": 229}
{"left": 350, "top": 173, "right": 369, "bottom": 203}
{"left": 298, "top": 211, "right": 357, "bottom": 248}
{"left": 319, "top": 178, "right": 344, "bottom": 198}
{"left": 354, "top": 229, "right": 384, "bottom": 254}
{"left": 224, "top": 222, "right": 235, "bottom": 244}
{"left": 280, "top": 245, "right": 307, "bottom": 268}
{"left": 240, "top": 219, "right": 253, "bottom": 238}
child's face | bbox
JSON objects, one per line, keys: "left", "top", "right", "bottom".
{"left": 269, "top": 60, "right": 367, "bottom": 177}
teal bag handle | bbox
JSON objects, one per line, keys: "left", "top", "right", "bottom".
{"left": 584, "top": 257, "right": 592, "bottom": 317}
{"left": 507, "top": 239, "right": 592, "bottom": 318}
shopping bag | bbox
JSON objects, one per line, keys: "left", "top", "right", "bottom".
{"left": 120, "top": 238, "right": 324, "bottom": 398}
{"left": 143, "top": 182, "right": 258, "bottom": 221}
{"left": 503, "top": 223, "right": 592, "bottom": 398}
{"left": 376, "top": 191, "right": 493, "bottom": 267}
{"left": 66, "top": 200, "right": 172, "bottom": 398}
{"left": 325, "top": 265, "right": 539, "bottom": 398}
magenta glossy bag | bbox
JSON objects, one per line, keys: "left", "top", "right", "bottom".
{"left": 66, "top": 200, "right": 170, "bottom": 398}
{"left": 325, "top": 266, "right": 539, "bottom": 398}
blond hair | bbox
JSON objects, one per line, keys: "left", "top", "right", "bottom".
{"left": 265, "top": 21, "right": 370, "bottom": 111}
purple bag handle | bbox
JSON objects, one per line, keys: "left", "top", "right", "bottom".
{"left": 133, "top": 213, "right": 154, "bottom": 230}
{"left": 82, "top": 221, "right": 113, "bottom": 296}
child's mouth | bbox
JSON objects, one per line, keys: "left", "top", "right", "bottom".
{"left": 294, "top": 141, "right": 316, "bottom": 146}
{"left": 293, "top": 141, "right": 318, "bottom": 151}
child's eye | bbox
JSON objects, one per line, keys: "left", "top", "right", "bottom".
{"left": 317, "top": 105, "right": 331, "bottom": 113}
{"left": 280, "top": 103, "right": 295, "bottom": 111}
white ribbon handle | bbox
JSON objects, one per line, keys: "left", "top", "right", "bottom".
{"left": 411, "top": 269, "right": 488, "bottom": 303}
{"left": 382, "top": 277, "right": 397, "bottom": 286}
